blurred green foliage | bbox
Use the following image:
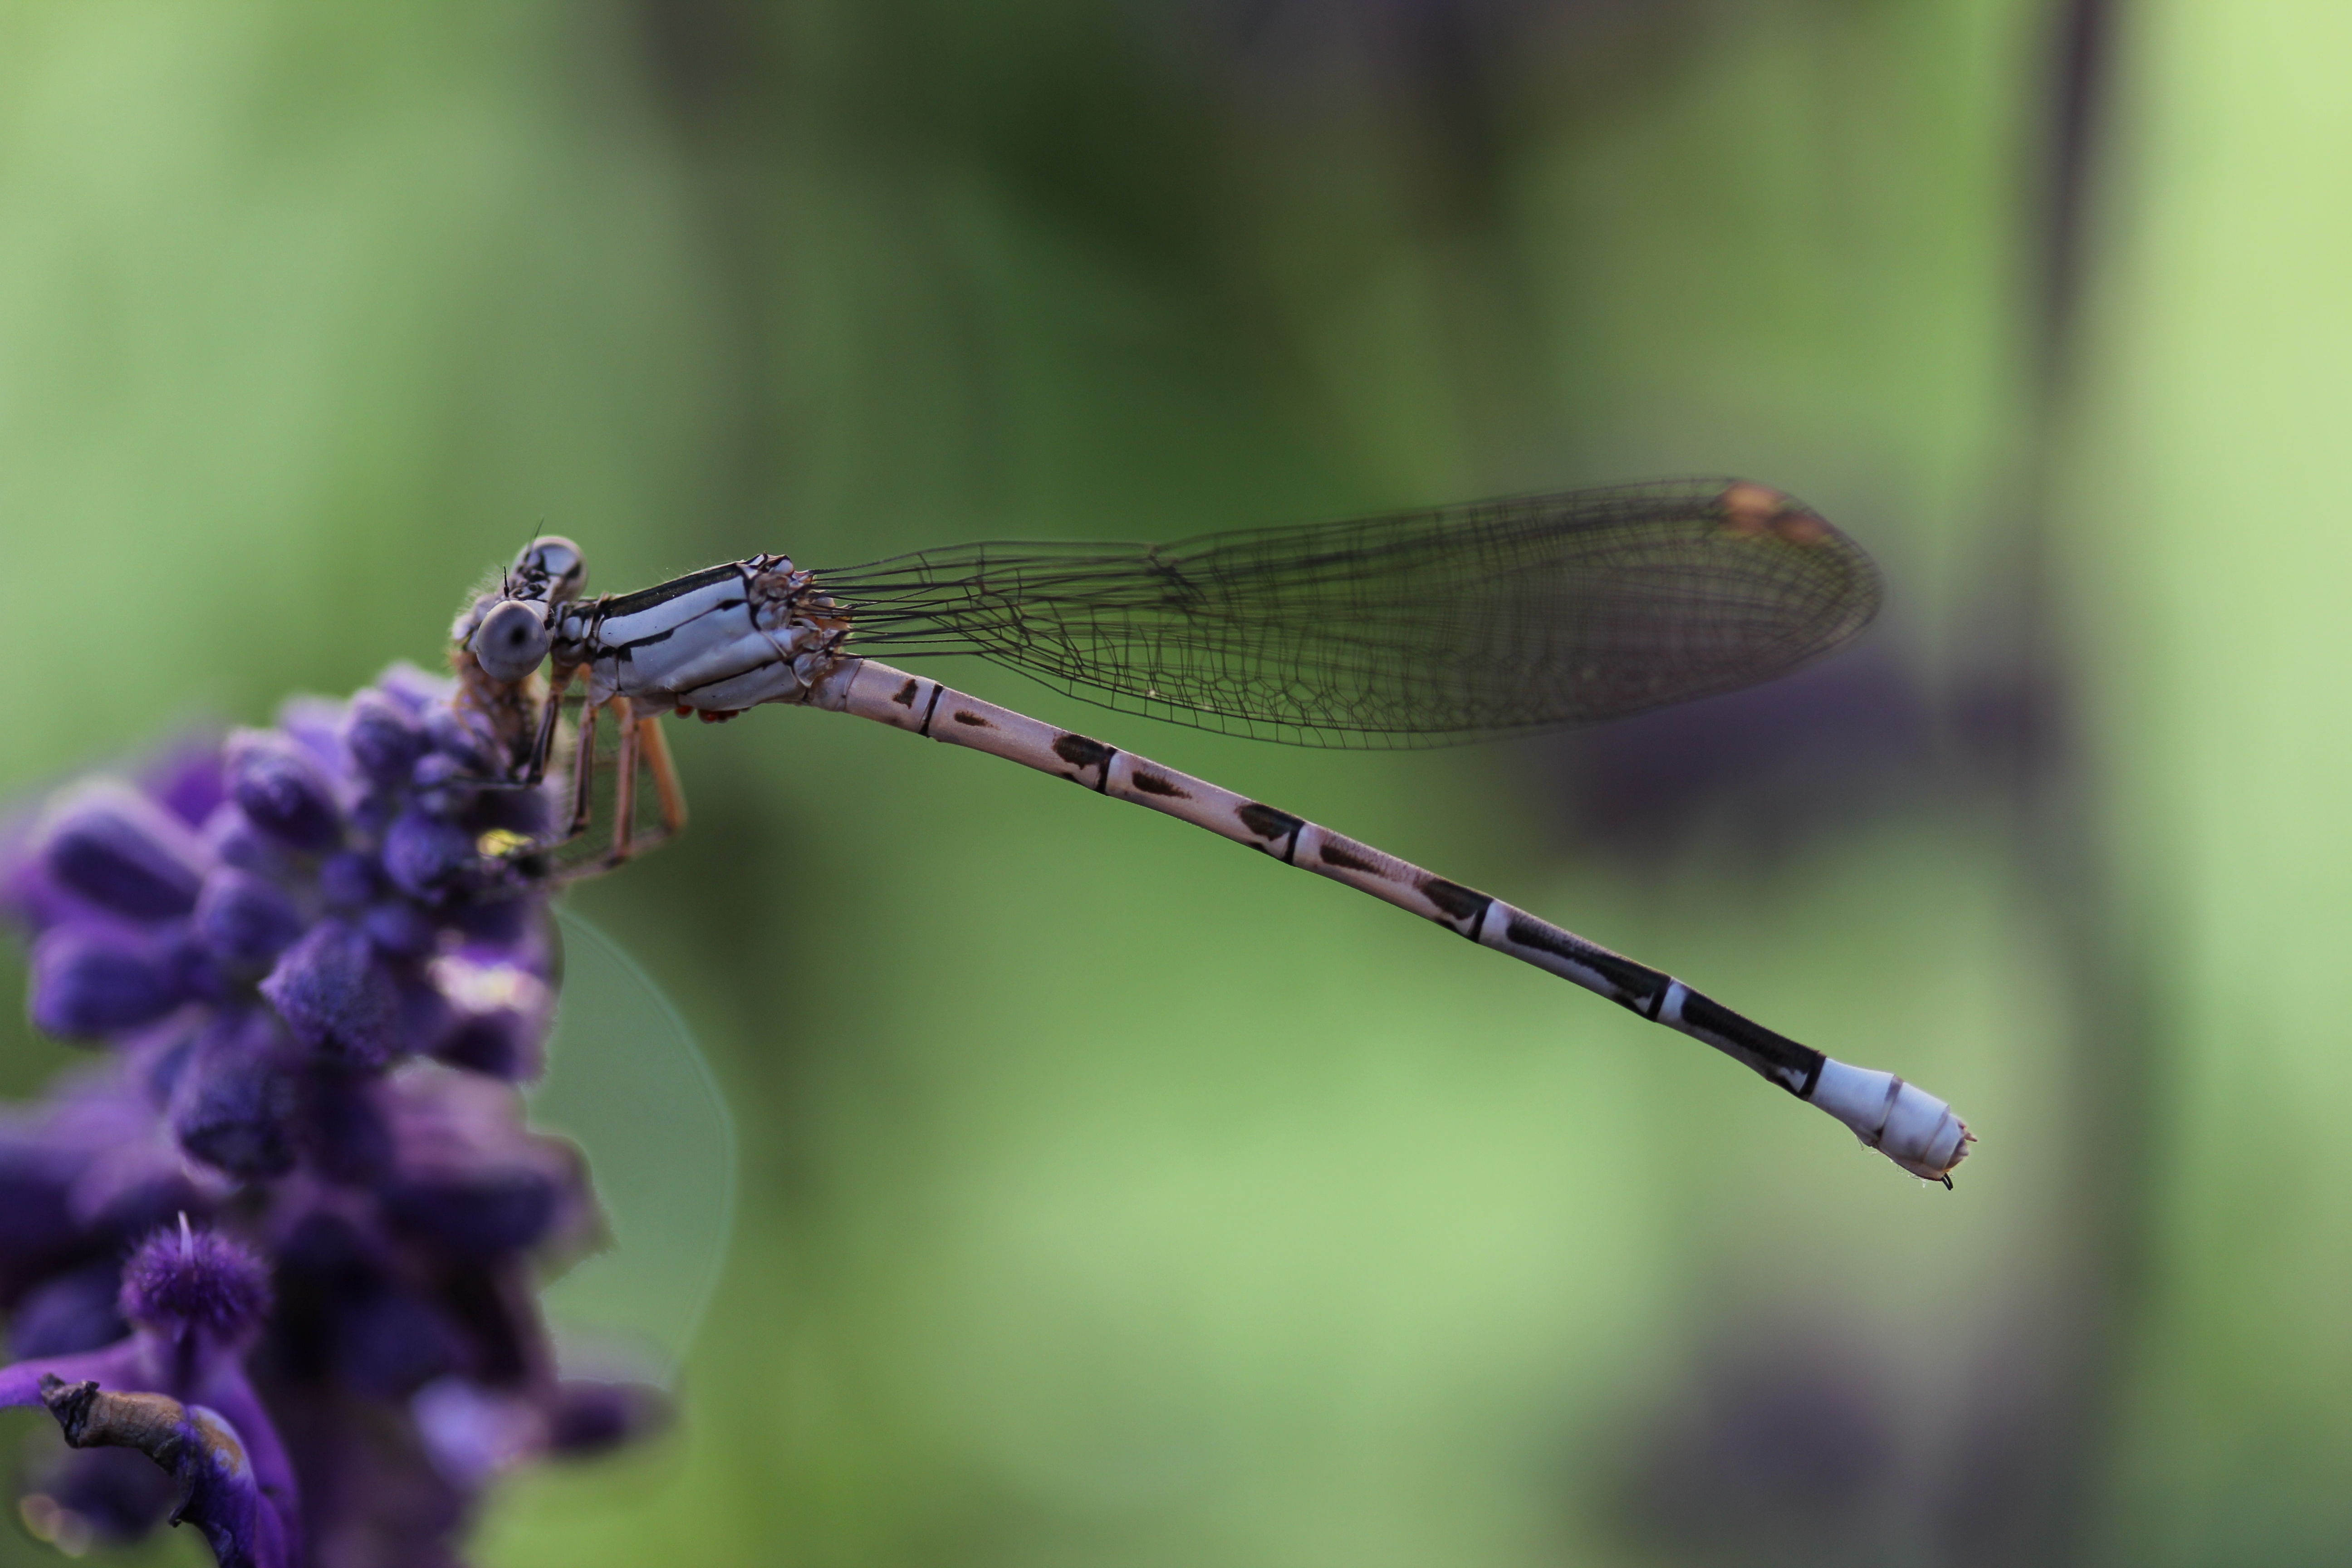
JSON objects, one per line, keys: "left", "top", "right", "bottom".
{"left": 1, "top": 1, "right": 2344, "bottom": 1564}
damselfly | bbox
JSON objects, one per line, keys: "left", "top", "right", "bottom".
{"left": 451, "top": 480, "right": 1972, "bottom": 1184}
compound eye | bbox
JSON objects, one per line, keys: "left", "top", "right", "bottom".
{"left": 471, "top": 598, "right": 552, "bottom": 682}
{"left": 514, "top": 535, "right": 586, "bottom": 603}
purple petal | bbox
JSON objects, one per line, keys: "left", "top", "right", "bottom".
{"left": 377, "top": 1066, "right": 594, "bottom": 1259}
{"left": 20, "top": 1056, "right": 211, "bottom": 1243}
{"left": 38, "top": 784, "right": 214, "bottom": 921}
{"left": 0, "top": 807, "right": 70, "bottom": 927}
{"left": 260, "top": 922, "right": 397, "bottom": 1065}
{"left": 64, "top": 1118, "right": 218, "bottom": 1240}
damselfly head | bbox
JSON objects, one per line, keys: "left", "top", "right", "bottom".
{"left": 510, "top": 535, "right": 587, "bottom": 605}
{"left": 470, "top": 598, "right": 552, "bottom": 682}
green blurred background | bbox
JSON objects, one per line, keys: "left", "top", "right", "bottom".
{"left": 0, "top": 1, "right": 2341, "bottom": 1563}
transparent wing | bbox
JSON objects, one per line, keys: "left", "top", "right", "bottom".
{"left": 821, "top": 480, "right": 1882, "bottom": 748}
{"left": 526, "top": 910, "right": 735, "bottom": 1382}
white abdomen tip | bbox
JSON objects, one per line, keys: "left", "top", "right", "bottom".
{"left": 1809, "top": 1059, "right": 1974, "bottom": 1183}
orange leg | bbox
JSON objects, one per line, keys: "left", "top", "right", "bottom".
{"left": 636, "top": 711, "right": 689, "bottom": 844}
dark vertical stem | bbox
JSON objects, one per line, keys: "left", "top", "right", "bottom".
{"left": 1936, "top": 3, "right": 2139, "bottom": 1563}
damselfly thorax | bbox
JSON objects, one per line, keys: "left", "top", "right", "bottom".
{"left": 446, "top": 480, "right": 1973, "bottom": 1184}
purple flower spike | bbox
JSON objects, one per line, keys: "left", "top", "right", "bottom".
{"left": 260, "top": 922, "right": 397, "bottom": 1065}
{"left": 227, "top": 732, "right": 343, "bottom": 853}
{"left": 120, "top": 1218, "right": 272, "bottom": 1344}
{"left": 39, "top": 784, "right": 213, "bottom": 921}
{"left": 193, "top": 870, "right": 303, "bottom": 974}
{"left": 29, "top": 926, "right": 184, "bottom": 1039}
{"left": 0, "top": 661, "right": 665, "bottom": 1566}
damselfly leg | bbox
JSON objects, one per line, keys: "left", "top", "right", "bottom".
{"left": 562, "top": 691, "right": 686, "bottom": 879}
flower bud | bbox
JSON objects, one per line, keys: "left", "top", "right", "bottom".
{"left": 28, "top": 927, "right": 183, "bottom": 1039}
{"left": 191, "top": 869, "right": 302, "bottom": 973}
{"left": 260, "top": 922, "right": 397, "bottom": 1065}
{"left": 227, "top": 731, "right": 343, "bottom": 852}
{"left": 342, "top": 690, "right": 429, "bottom": 784}
{"left": 38, "top": 784, "right": 211, "bottom": 921}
